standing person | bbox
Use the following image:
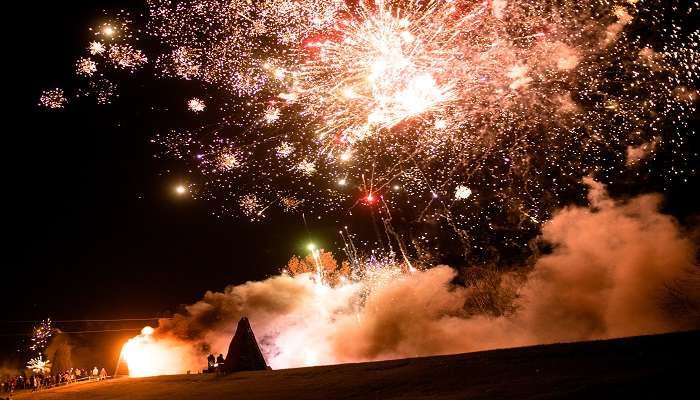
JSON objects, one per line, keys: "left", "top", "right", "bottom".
{"left": 99, "top": 368, "right": 107, "bottom": 380}
{"left": 207, "top": 354, "right": 216, "bottom": 372}
{"left": 215, "top": 354, "right": 225, "bottom": 375}
{"left": 92, "top": 367, "right": 98, "bottom": 380}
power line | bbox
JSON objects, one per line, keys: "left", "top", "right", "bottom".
{"left": 60, "top": 329, "right": 143, "bottom": 334}
{"left": 0, "top": 318, "right": 171, "bottom": 323}
{"left": 0, "top": 328, "right": 142, "bottom": 337}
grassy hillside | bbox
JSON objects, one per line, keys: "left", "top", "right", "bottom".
{"left": 14, "top": 330, "right": 697, "bottom": 400}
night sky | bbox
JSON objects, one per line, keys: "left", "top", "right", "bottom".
{"left": 2, "top": 0, "right": 343, "bottom": 365}
{"left": 3, "top": 0, "right": 699, "bottom": 371}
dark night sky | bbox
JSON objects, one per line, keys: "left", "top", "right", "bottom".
{"left": 2, "top": 0, "right": 345, "bottom": 364}
{"left": 2, "top": 0, "right": 698, "bottom": 369}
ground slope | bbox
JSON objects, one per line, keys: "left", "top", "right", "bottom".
{"left": 15, "top": 330, "right": 698, "bottom": 400}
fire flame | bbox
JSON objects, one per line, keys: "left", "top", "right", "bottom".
{"left": 120, "top": 326, "right": 190, "bottom": 377}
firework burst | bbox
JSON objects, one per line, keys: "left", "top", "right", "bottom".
{"left": 29, "top": 318, "right": 54, "bottom": 354}
{"left": 27, "top": 355, "right": 52, "bottom": 374}
{"left": 76, "top": 57, "right": 98, "bottom": 77}
{"left": 188, "top": 98, "right": 206, "bottom": 112}
{"left": 47, "top": 0, "right": 698, "bottom": 260}
{"left": 39, "top": 89, "right": 67, "bottom": 109}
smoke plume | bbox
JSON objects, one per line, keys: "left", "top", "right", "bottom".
{"left": 147, "top": 179, "right": 699, "bottom": 372}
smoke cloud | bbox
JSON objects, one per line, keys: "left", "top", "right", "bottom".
{"left": 149, "top": 179, "right": 699, "bottom": 372}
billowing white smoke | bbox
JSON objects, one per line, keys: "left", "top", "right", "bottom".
{"left": 147, "top": 179, "right": 699, "bottom": 373}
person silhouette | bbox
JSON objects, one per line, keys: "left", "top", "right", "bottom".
{"left": 216, "top": 354, "right": 225, "bottom": 374}
{"left": 207, "top": 354, "right": 216, "bottom": 372}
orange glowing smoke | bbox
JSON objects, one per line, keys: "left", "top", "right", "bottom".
{"left": 120, "top": 326, "right": 193, "bottom": 377}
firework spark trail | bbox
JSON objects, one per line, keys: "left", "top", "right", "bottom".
{"left": 48, "top": 0, "right": 699, "bottom": 258}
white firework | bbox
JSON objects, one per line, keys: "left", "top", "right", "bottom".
{"left": 27, "top": 356, "right": 52, "bottom": 374}
{"left": 188, "top": 98, "right": 206, "bottom": 112}
{"left": 275, "top": 142, "right": 294, "bottom": 158}
{"left": 296, "top": 160, "right": 317, "bottom": 176}
{"left": 454, "top": 185, "right": 472, "bottom": 200}
{"left": 89, "top": 41, "right": 106, "bottom": 55}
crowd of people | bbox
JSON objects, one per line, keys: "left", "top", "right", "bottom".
{"left": 1, "top": 366, "right": 109, "bottom": 396}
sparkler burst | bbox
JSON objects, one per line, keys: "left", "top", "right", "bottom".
{"left": 49, "top": 0, "right": 698, "bottom": 261}
{"left": 27, "top": 355, "right": 52, "bottom": 374}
